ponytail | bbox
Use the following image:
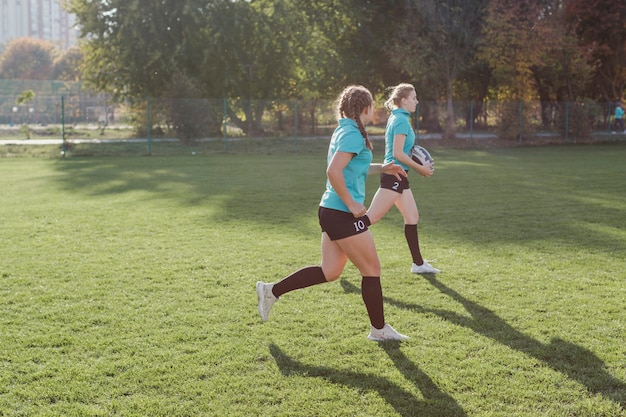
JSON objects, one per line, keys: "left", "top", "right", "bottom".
{"left": 384, "top": 83, "right": 415, "bottom": 111}
{"left": 336, "top": 85, "right": 374, "bottom": 150}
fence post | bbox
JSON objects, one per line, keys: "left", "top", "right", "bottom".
{"left": 294, "top": 99, "right": 298, "bottom": 152}
{"left": 223, "top": 97, "right": 228, "bottom": 151}
{"left": 565, "top": 102, "right": 570, "bottom": 142}
{"left": 61, "top": 95, "right": 66, "bottom": 157}
{"left": 146, "top": 96, "right": 151, "bottom": 155}
{"left": 470, "top": 100, "right": 474, "bottom": 145}
{"left": 518, "top": 101, "right": 523, "bottom": 143}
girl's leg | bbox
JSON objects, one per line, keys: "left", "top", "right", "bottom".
{"left": 320, "top": 232, "right": 349, "bottom": 281}
{"left": 335, "top": 231, "right": 408, "bottom": 340}
{"left": 334, "top": 231, "right": 384, "bottom": 328}
{"left": 394, "top": 188, "right": 419, "bottom": 224}
{"left": 273, "top": 232, "right": 348, "bottom": 298}
{"left": 396, "top": 189, "right": 439, "bottom": 273}
{"left": 271, "top": 266, "right": 328, "bottom": 298}
{"left": 361, "top": 275, "right": 384, "bottom": 329}
{"left": 333, "top": 230, "right": 380, "bottom": 277}
{"left": 395, "top": 189, "right": 423, "bottom": 265}
{"left": 256, "top": 233, "right": 347, "bottom": 322}
{"left": 366, "top": 188, "right": 400, "bottom": 225}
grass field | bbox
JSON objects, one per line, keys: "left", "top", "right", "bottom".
{"left": 0, "top": 142, "right": 625, "bottom": 416}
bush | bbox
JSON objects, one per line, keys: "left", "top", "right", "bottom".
{"left": 164, "top": 98, "right": 222, "bottom": 144}
{"left": 555, "top": 99, "right": 598, "bottom": 139}
{"left": 496, "top": 101, "right": 536, "bottom": 141}
{"left": 20, "top": 123, "right": 30, "bottom": 139}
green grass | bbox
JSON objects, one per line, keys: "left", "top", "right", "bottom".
{"left": 0, "top": 136, "right": 331, "bottom": 159}
{"left": 0, "top": 144, "right": 625, "bottom": 416}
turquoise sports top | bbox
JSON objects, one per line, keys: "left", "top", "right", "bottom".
{"left": 320, "top": 118, "right": 373, "bottom": 212}
{"left": 383, "top": 108, "right": 415, "bottom": 170}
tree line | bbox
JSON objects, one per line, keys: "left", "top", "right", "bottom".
{"left": 0, "top": 38, "right": 81, "bottom": 82}
{"left": 2, "top": 0, "right": 625, "bottom": 140}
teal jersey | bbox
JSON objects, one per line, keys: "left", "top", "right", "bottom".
{"left": 616, "top": 107, "right": 624, "bottom": 119}
{"left": 383, "top": 108, "right": 415, "bottom": 170}
{"left": 320, "top": 118, "right": 373, "bottom": 212}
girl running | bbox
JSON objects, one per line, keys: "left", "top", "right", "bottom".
{"left": 256, "top": 85, "right": 409, "bottom": 341}
{"left": 367, "top": 83, "right": 440, "bottom": 274}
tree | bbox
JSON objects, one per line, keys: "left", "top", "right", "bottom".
{"left": 455, "top": 61, "right": 492, "bottom": 129}
{"left": 530, "top": 1, "right": 594, "bottom": 130}
{"left": 565, "top": 0, "right": 626, "bottom": 102}
{"left": 388, "top": 0, "right": 490, "bottom": 137}
{"left": 201, "top": 0, "right": 306, "bottom": 135}
{"left": 66, "top": 0, "right": 194, "bottom": 98}
{"left": 66, "top": 0, "right": 319, "bottom": 137}
{"left": 289, "top": 0, "right": 385, "bottom": 98}
{"left": 480, "top": 0, "right": 545, "bottom": 100}
{"left": 0, "top": 37, "right": 56, "bottom": 80}
{"left": 480, "top": 0, "right": 594, "bottom": 136}
{"left": 52, "top": 47, "right": 84, "bottom": 82}
{"left": 15, "top": 89, "right": 35, "bottom": 105}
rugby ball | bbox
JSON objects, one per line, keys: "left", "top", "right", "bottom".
{"left": 410, "top": 145, "right": 433, "bottom": 165}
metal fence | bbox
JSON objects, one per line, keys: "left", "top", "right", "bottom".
{"left": 0, "top": 90, "right": 623, "bottom": 156}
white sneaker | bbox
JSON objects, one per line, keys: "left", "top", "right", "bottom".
{"left": 367, "top": 323, "right": 409, "bottom": 341}
{"left": 411, "top": 261, "right": 440, "bottom": 274}
{"left": 256, "top": 281, "right": 277, "bottom": 322}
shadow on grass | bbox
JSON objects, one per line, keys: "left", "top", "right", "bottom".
{"left": 341, "top": 278, "right": 626, "bottom": 409}
{"left": 49, "top": 147, "right": 626, "bottom": 257}
{"left": 270, "top": 343, "right": 467, "bottom": 417}
{"left": 51, "top": 156, "right": 324, "bottom": 232}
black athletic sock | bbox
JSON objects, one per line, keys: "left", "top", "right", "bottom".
{"left": 404, "top": 224, "right": 424, "bottom": 265}
{"left": 361, "top": 276, "right": 384, "bottom": 329}
{"left": 272, "top": 266, "right": 327, "bottom": 298}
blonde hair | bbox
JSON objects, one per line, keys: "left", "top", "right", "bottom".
{"left": 384, "top": 83, "right": 416, "bottom": 111}
{"left": 336, "top": 85, "right": 373, "bottom": 150}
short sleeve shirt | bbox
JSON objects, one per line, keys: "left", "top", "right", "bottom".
{"left": 616, "top": 106, "right": 624, "bottom": 119}
{"left": 383, "top": 108, "right": 415, "bottom": 170}
{"left": 319, "top": 118, "right": 373, "bottom": 212}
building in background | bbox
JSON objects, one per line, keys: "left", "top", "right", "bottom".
{"left": 0, "top": 0, "right": 77, "bottom": 49}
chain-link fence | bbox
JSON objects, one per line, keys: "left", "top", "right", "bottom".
{"left": 1, "top": 86, "right": 623, "bottom": 157}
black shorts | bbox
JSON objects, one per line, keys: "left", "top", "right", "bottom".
{"left": 318, "top": 206, "right": 370, "bottom": 241}
{"left": 380, "top": 172, "right": 410, "bottom": 194}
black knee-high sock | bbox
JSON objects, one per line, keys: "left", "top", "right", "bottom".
{"left": 404, "top": 224, "right": 424, "bottom": 265}
{"left": 361, "top": 276, "right": 384, "bottom": 329}
{"left": 272, "top": 266, "right": 327, "bottom": 298}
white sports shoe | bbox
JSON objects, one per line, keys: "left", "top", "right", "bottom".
{"left": 411, "top": 261, "right": 440, "bottom": 274}
{"left": 256, "top": 281, "right": 277, "bottom": 322}
{"left": 367, "top": 323, "right": 410, "bottom": 342}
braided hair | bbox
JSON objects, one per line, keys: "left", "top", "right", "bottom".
{"left": 336, "top": 85, "right": 374, "bottom": 150}
{"left": 384, "top": 83, "right": 416, "bottom": 111}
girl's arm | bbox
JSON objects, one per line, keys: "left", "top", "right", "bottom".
{"left": 392, "top": 133, "right": 433, "bottom": 177}
{"left": 368, "top": 161, "right": 407, "bottom": 180}
{"left": 327, "top": 151, "right": 367, "bottom": 217}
